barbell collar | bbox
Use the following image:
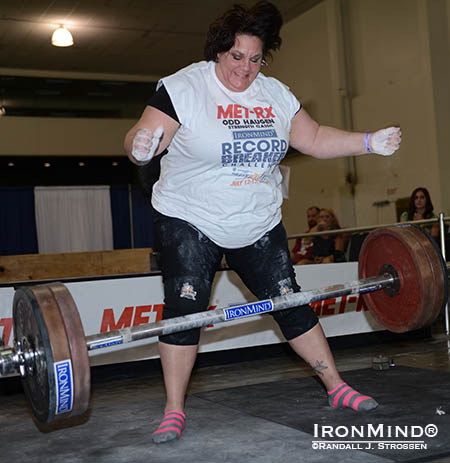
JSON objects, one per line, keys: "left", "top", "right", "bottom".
{"left": 85, "top": 273, "right": 395, "bottom": 352}
{"left": 0, "top": 345, "right": 18, "bottom": 377}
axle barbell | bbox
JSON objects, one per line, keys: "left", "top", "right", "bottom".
{"left": 0, "top": 225, "right": 448, "bottom": 424}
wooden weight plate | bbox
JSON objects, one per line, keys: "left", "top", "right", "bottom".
{"left": 390, "top": 225, "right": 448, "bottom": 328}
{"left": 407, "top": 226, "right": 448, "bottom": 327}
{"left": 358, "top": 225, "right": 447, "bottom": 333}
{"left": 47, "top": 283, "right": 91, "bottom": 418}
{"left": 13, "top": 284, "right": 90, "bottom": 423}
{"left": 392, "top": 226, "right": 445, "bottom": 328}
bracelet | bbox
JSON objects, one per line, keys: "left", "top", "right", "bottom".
{"left": 364, "top": 132, "right": 372, "bottom": 153}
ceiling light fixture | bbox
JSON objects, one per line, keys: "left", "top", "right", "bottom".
{"left": 51, "top": 25, "right": 74, "bottom": 47}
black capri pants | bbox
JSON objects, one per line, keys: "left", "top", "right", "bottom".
{"left": 154, "top": 213, "right": 319, "bottom": 345}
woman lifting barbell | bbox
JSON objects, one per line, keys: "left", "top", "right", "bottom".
{"left": 124, "top": 1, "right": 401, "bottom": 444}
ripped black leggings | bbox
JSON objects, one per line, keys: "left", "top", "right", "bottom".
{"left": 153, "top": 213, "right": 319, "bottom": 345}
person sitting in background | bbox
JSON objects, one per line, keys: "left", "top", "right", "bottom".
{"left": 400, "top": 187, "right": 439, "bottom": 240}
{"left": 297, "top": 208, "right": 347, "bottom": 264}
{"left": 290, "top": 206, "right": 320, "bottom": 264}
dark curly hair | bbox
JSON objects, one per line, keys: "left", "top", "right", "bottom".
{"left": 204, "top": 1, "right": 283, "bottom": 62}
{"left": 408, "top": 187, "right": 434, "bottom": 219}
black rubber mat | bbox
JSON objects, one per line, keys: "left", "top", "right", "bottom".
{"left": 194, "top": 366, "right": 450, "bottom": 462}
{"left": 0, "top": 374, "right": 391, "bottom": 463}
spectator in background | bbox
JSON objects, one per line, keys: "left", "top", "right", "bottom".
{"left": 297, "top": 208, "right": 347, "bottom": 264}
{"left": 400, "top": 187, "right": 439, "bottom": 240}
{"left": 291, "top": 206, "right": 320, "bottom": 264}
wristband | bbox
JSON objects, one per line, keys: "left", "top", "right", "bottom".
{"left": 364, "top": 132, "right": 372, "bottom": 153}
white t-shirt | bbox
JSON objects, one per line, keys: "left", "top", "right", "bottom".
{"left": 151, "top": 60, "right": 301, "bottom": 248}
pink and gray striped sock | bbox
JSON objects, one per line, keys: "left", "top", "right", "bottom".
{"left": 328, "top": 382, "right": 378, "bottom": 411}
{"left": 152, "top": 410, "right": 186, "bottom": 444}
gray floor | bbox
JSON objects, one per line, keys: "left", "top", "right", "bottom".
{"left": 1, "top": 321, "right": 450, "bottom": 463}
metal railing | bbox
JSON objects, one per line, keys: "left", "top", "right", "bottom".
{"left": 288, "top": 216, "right": 449, "bottom": 240}
{"left": 287, "top": 213, "right": 450, "bottom": 337}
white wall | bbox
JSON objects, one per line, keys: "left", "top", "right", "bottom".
{"left": 270, "top": 1, "right": 349, "bottom": 234}
{"left": 270, "top": 0, "right": 449, "bottom": 235}
{"left": 350, "top": 0, "right": 442, "bottom": 226}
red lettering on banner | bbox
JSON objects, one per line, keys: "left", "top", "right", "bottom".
{"left": 322, "top": 298, "right": 337, "bottom": 316}
{"left": 133, "top": 305, "right": 151, "bottom": 326}
{"left": 0, "top": 318, "right": 13, "bottom": 345}
{"left": 101, "top": 307, "right": 134, "bottom": 332}
{"left": 100, "top": 304, "right": 166, "bottom": 333}
{"left": 153, "top": 304, "right": 164, "bottom": 322}
{"left": 356, "top": 296, "right": 369, "bottom": 312}
{"left": 308, "top": 295, "right": 364, "bottom": 317}
{"left": 339, "top": 296, "right": 347, "bottom": 314}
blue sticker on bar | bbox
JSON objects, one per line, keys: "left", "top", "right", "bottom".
{"left": 54, "top": 359, "right": 74, "bottom": 415}
{"left": 224, "top": 300, "right": 274, "bottom": 320}
{"left": 90, "top": 339, "right": 124, "bottom": 350}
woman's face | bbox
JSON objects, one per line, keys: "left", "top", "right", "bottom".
{"left": 215, "top": 34, "right": 264, "bottom": 92}
{"left": 414, "top": 190, "right": 427, "bottom": 210}
{"left": 318, "top": 211, "right": 333, "bottom": 228}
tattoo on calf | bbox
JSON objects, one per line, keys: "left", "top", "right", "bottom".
{"left": 310, "top": 360, "right": 328, "bottom": 376}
